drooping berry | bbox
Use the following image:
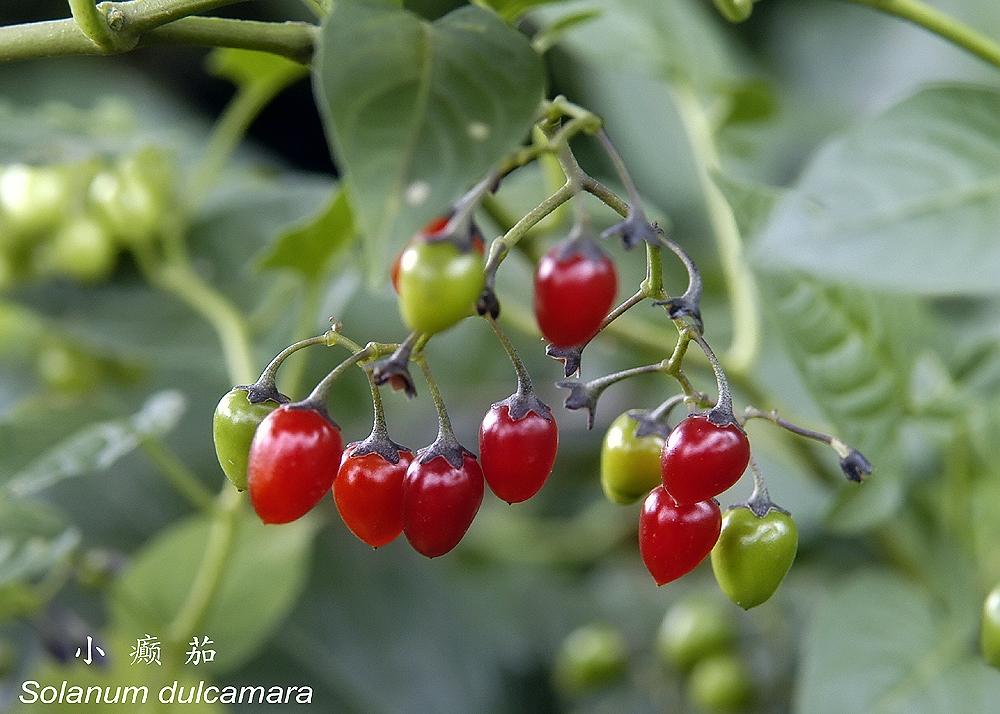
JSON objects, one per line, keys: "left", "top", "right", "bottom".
{"left": 534, "top": 235, "right": 617, "bottom": 348}
{"left": 479, "top": 397, "right": 558, "bottom": 504}
{"left": 247, "top": 405, "right": 343, "bottom": 524}
{"left": 660, "top": 414, "right": 750, "bottom": 505}
{"left": 639, "top": 486, "right": 721, "bottom": 585}
{"left": 402, "top": 450, "right": 484, "bottom": 558}
{"left": 334, "top": 442, "right": 413, "bottom": 548}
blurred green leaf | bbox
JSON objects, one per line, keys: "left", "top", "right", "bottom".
{"left": 753, "top": 85, "right": 1000, "bottom": 295}
{"left": 474, "top": 0, "right": 569, "bottom": 22}
{"left": 529, "top": 9, "right": 601, "bottom": 54}
{"left": 110, "top": 510, "right": 318, "bottom": 676}
{"left": 206, "top": 48, "right": 308, "bottom": 90}
{"left": 0, "top": 497, "right": 78, "bottom": 619}
{"left": 535, "top": 0, "right": 741, "bottom": 88}
{"left": 796, "top": 572, "right": 996, "bottom": 714}
{"left": 314, "top": 2, "right": 545, "bottom": 283}
{"left": 718, "top": 175, "right": 918, "bottom": 532}
{"left": 257, "top": 185, "right": 355, "bottom": 281}
{"left": 2, "top": 391, "right": 185, "bottom": 498}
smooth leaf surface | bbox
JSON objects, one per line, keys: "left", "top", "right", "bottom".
{"left": 206, "top": 48, "right": 308, "bottom": 90}
{"left": 110, "top": 511, "right": 318, "bottom": 675}
{"left": 753, "top": 86, "right": 1000, "bottom": 295}
{"left": 314, "top": 2, "right": 545, "bottom": 281}
{"left": 3, "top": 391, "right": 186, "bottom": 498}
{"left": 534, "top": 0, "right": 740, "bottom": 88}
{"left": 257, "top": 186, "right": 355, "bottom": 281}
{"left": 796, "top": 572, "right": 998, "bottom": 714}
{"left": 474, "top": 0, "right": 569, "bottom": 21}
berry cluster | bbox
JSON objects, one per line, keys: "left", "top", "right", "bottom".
{"left": 212, "top": 107, "right": 871, "bottom": 601}
{"left": 0, "top": 148, "right": 173, "bottom": 289}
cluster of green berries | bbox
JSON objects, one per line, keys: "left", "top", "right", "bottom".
{"left": 0, "top": 148, "right": 172, "bottom": 288}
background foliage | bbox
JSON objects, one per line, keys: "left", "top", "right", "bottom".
{"left": 1, "top": 0, "right": 1000, "bottom": 711}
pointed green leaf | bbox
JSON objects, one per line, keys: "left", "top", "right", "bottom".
{"left": 314, "top": 2, "right": 545, "bottom": 282}
{"left": 257, "top": 186, "right": 355, "bottom": 280}
{"left": 753, "top": 86, "right": 1000, "bottom": 295}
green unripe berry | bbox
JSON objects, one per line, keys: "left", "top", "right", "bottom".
{"left": 39, "top": 214, "right": 117, "bottom": 282}
{"left": 0, "top": 164, "right": 72, "bottom": 235}
{"left": 713, "top": 0, "right": 754, "bottom": 23}
{"left": 37, "top": 342, "right": 102, "bottom": 393}
{"left": 687, "top": 653, "right": 753, "bottom": 712}
{"left": 600, "top": 411, "right": 665, "bottom": 504}
{"left": 213, "top": 387, "right": 284, "bottom": 491}
{"left": 553, "top": 624, "right": 628, "bottom": 694}
{"left": 981, "top": 585, "right": 1000, "bottom": 668}
{"left": 657, "top": 597, "right": 736, "bottom": 671}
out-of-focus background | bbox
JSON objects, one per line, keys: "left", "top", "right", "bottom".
{"left": 2, "top": 0, "right": 1000, "bottom": 711}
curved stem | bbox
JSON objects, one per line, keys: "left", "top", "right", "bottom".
{"left": 302, "top": 345, "right": 374, "bottom": 407}
{"left": 0, "top": 15, "right": 315, "bottom": 64}
{"left": 487, "top": 316, "right": 533, "bottom": 395}
{"left": 254, "top": 333, "right": 329, "bottom": 389}
{"left": 189, "top": 65, "right": 307, "bottom": 203}
{"left": 414, "top": 355, "right": 453, "bottom": 437}
{"left": 692, "top": 333, "right": 735, "bottom": 421}
{"left": 844, "top": 0, "right": 1000, "bottom": 70}
{"left": 68, "top": 0, "right": 114, "bottom": 48}
{"left": 669, "top": 81, "right": 760, "bottom": 374}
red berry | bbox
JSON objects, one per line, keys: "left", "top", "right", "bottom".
{"left": 660, "top": 414, "right": 750, "bottom": 505}
{"left": 248, "top": 405, "right": 343, "bottom": 524}
{"left": 390, "top": 216, "right": 484, "bottom": 293}
{"left": 534, "top": 238, "right": 617, "bottom": 348}
{"left": 639, "top": 486, "right": 721, "bottom": 585}
{"left": 479, "top": 403, "right": 558, "bottom": 504}
{"left": 402, "top": 452, "right": 484, "bottom": 558}
{"left": 334, "top": 444, "right": 413, "bottom": 548}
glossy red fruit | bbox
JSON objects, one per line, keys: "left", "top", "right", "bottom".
{"left": 660, "top": 414, "right": 750, "bottom": 505}
{"left": 534, "top": 238, "right": 617, "bottom": 348}
{"left": 403, "top": 452, "right": 484, "bottom": 558}
{"left": 390, "top": 216, "right": 484, "bottom": 292}
{"left": 334, "top": 443, "right": 413, "bottom": 548}
{"left": 247, "top": 405, "right": 343, "bottom": 524}
{"left": 639, "top": 486, "right": 722, "bottom": 585}
{"left": 479, "top": 402, "right": 558, "bottom": 504}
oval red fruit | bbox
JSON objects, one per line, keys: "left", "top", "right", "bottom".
{"left": 248, "top": 405, "right": 343, "bottom": 524}
{"left": 403, "top": 452, "right": 484, "bottom": 558}
{"left": 334, "top": 444, "right": 413, "bottom": 548}
{"left": 479, "top": 403, "right": 558, "bottom": 504}
{"left": 534, "top": 239, "right": 617, "bottom": 348}
{"left": 660, "top": 414, "right": 750, "bottom": 505}
{"left": 639, "top": 486, "right": 721, "bottom": 585}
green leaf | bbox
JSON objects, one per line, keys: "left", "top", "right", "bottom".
{"left": 0, "top": 497, "right": 78, "bottom": 619}
{"left": 796, "top": 572, "right": 997, "bottom": 714}
{"left": 257, "top": 186, "right": 355, "bottom": 280}
{"left": 473, "top": 0, "right": 569, "bottom": 22}
{"left": 206, "top": 48, "right": 309, "bottom": 90}
{"left": 110, "top": 510, "right": 318, "bottom": 675}
{"left": 752, "top": 85, "right": 1000, "bottom": 295}
{"left": 533, "top": 0, "right": 741, "bottom": 88}
{"left": 3, "top": 391, "right": 186, "bottom": 498}
{"left": 528, "top": 9, "right": 601, "bottom": 54}
{"left": 717, "top": 175, "right": 919, "bottom": 532}
{"left": 314, "top": 2, "right": 545, "bottom": 282}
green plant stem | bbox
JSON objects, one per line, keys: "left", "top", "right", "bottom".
{"left": 669, "top": 80, "right": 760, "bottom": 375}
{"left": 140, "top": 437, "right": 214, "bottom": 511}
{"left": 414, "top": 355, "right": 453, "bottom": 436}
{"left": 844, "top": 0, "right": 1000, "bottom": 70}
{"left": 0, "top": 15, "right": 315, "bottom": 64}
{"left": 189, "top": 71, "right": 307, "bottom": 201}
{"left": 156, "top": 262, "right": 255, "bottom": 386}
{"left": 167, "top": 486, "right": 241, "bottom": 647}
{"left": 68, "top": 0, "right": 115, "bottom": 48}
